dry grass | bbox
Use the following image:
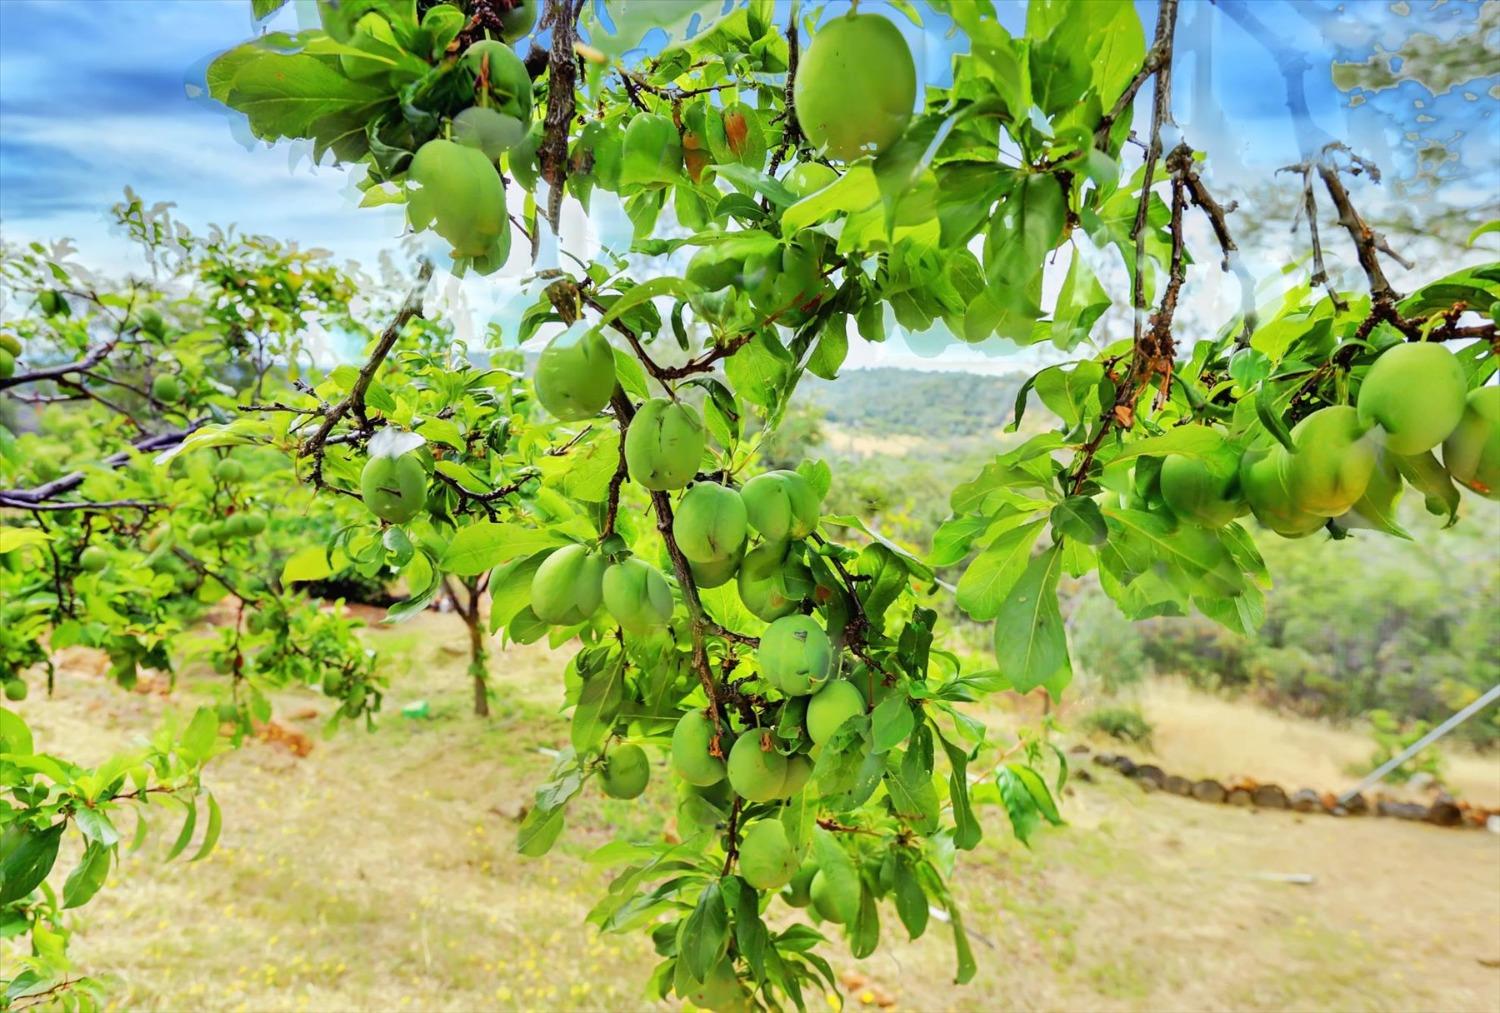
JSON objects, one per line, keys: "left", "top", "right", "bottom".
{"left": 8, "top": 611, "right": 1500, "bottom": 1012}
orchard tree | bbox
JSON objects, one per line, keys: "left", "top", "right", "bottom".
{"left": 5, "top": 0, "right": 1499, "bottom": 1009}
{"left": 0, "top": 197, "right": 392, "bottom": 1006}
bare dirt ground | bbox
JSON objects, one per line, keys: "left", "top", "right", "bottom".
{"left": 9, "top": 611, "right": 1500, "bottom": 1012}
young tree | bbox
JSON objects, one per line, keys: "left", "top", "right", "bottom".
{"left": 3, "top": 0, "right": 1496, "bottom": 1008}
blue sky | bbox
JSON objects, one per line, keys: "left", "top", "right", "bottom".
{"left": 1, "top": 0, "right": 1495, "bottom": 370}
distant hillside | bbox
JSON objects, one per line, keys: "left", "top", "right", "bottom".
{"left": 801, "top": 368, "right": 1031, "bottom": 437}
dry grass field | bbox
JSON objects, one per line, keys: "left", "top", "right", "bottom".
{"left": 8, "top": 611, "right": 1500, "bottom": 1012}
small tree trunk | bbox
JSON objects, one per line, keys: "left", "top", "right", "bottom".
{"left": 465, "top": 594, "right": 489, "bottom": 717}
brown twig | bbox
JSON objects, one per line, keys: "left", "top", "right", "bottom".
{"left": 538, "top": 0, "right": 585, "bottom": 232}
{"left": 300, "top": 261, "right": 432, "bottom": 486}
{"left": 766, "top": 3, "right": 804, "bottom": 179}
{"left": 1069, "top": 0, "right": 1180, "bottom": 493}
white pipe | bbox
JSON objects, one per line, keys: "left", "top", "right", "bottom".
{"left": 1338, "top": 682, "right": 1500, "bottom": 804}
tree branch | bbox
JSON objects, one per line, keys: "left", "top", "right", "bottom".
{"left": 299, "top": 261, "right": 432, "bottom": 485}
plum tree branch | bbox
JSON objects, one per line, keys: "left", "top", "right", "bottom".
{"left": 299, "top": 260, "right": 432, "bottom": 486}
{"left": 538, "top": 0, "right": 585, "bottom": 232}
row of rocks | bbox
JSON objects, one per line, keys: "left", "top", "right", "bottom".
{"left": 1089, "top": 752, "right": 1494, "bottom": 829}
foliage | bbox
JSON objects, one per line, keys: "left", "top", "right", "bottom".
{"left": 1080, "top": 705, "right": 1154, "bottom": 747}
{"left": 1358, "top": 708, "right": 1445, "bottom": 785}
{"left": 1, "top": 0, "right": 1496, "bottom": 1008}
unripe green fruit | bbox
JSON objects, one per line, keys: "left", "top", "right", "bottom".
{"left": 1286, "top": 406, "right": 1377, "bottom": 517}
{"left": 707, "top": 102, "right": 766, "bottom": 167}
{"left": 685, "top": 243, "right": 753, "bottom": 292}
{"left": 1357, "top": 342, "right": 1467, "bottom": 455}
{"left": 784, "top": 162, "right": 838, "bottom": 197}
{"left": 215, "top": 459, "right": 245, "bottom": 484}
{"left": 1239, "top": 445, "right": 1326, "bottom": 538}
{"left": 748, "top": 240, "right": 826, "bottom": 325}
{"left": 673, "top": 483, "right": 748, "bottom": 564}
{"left": 689, "top": 544, "right": 743, "bottom": 589}
{"left": 407, "top": 139, "right": 508, "bottom": 263}
{"left": 360, "top": 453, "right": 427, "bottom": 524}
{"left": 738, "top": 820, "right": 798, "bottom": 890}
{"left": 727, "top": 734, "right": 788, "bottom": 803}
{"left": 600, "top": 743, "right": 650, "bottom": 800}
{"left": 1159, "top": 445, "right": 1245, "bottom": 528}
{"left": 151, "top": 374, "right": 183, "bottom": 403}
{"left": 737, "top": 541, "right": 810, "bottom": 622}
{"left": 496, "top": 0, "right": 536, "bottom": 41}
{"left": 461, "top": 40, "right": 532, "bottom": 123}
{"left": 188, "top": 523, "right": 213, "bottom": 546}
{"left": 1443, "top": 385, "right": 1500, "bottom": 498}
{"left": 795, "top": 12, "right": 915, "bottom": 161}
{"left": 619, "top": 113, "right": 682, "bottom": 187}
{"left": 681, "top": 957, "right": 746, "bottom": 1013}
{"left": 239, "top": 513, "right": 267, "bottom": 536}
{"left": 534, "top": 326, "right": 615, "bottom": 421}
{"left": 807, "top": 679, "right": 865, "bottom": 744}
{"left": 0, "top": 332, "right": 21, "bottom": 356}
{"left": 137, "top": 306, "right": 166, "bottom": 337}
{"left": 38, "top": 289, "right": 67, "bottom": 317}
{"left": 671, "top": 710, "right": 726, "bottom": 787}
{"left": 758, "top": 614, "right": 832, "bottom": 696}
{"left": 0, "top": 349, "right": 13, "bottom": 380}
{"left": 217, "top": 700, "right": 238, "bottom": 722}
{"left": 810, "top": 869, "right": 859, "bottom": 924}
{"left": 740, "top": 471, "right": 819, "bottom": 542}
{"left": 530, "top": 544, "right": 606, "bottom": 624}
{"left": 782, "top": 862, "right": 817, "bottom": 907}
{"left": 79, "top": 546, "right": 108, "bottom": 572}
{"left": 4, "top": 679, "right": 28, "bottom": 701}
{"left": 454, "top": 106, "right": 526, "bottom": 160}
{"left": 625, "top": 398, "right": 705, "bottom": 491}
{"left": 601, "top": 557, "right": 673, "bottom": 633}
{"left": 781, "top": 754, "right": 812, "bottom": 796}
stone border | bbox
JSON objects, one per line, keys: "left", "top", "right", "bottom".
{"left": 1086, "top": 750, "right": 1498, "bottom": 829}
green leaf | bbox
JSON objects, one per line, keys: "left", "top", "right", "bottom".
{"left": 810, "top": 829, "right": 861, "bottom": 924}
{"left": 983, "top": 173, "right": 1066, "bottom": 290}
{"left": 571, "top": 658, "right": 625, "bottom": 755}
{"left": 995, "top": 764, "right": 1040, "bottom": 845}
{"left": 1467, "top": 220, "right": 1500, "bottom": 246}
{"left": 62, "top": 841, "right": 112, "bottom": 908}
{"left": 991, "top": 544, "right": 1071, "bottom": 697}
{"left": 178, "top": 706, "right": 219, "bottom": 764}
{"left": 1050, "top": 496, "right": 1107, "bottom": 546}
{"left": 955, "top": 519, "right": 1045, "bottom": 621}
{"left": 0, "top": 528, "right": 50, "bottom": 554}
{"left": 870, "top": 694, "right": 915, "bottom": 754}
{"left": 280, "top": 545, "right": 334, "bottom": 584}
{"left": 516, "top": 803, "right": 567, "bottom": 857}
{"left": 1110, "top": 426, "right": 1233, "bottom": 464}
{"left": 72, "top": 807, "right": 119, "bottom": 848}
{"left": 893, "top": 861, "right": 929, "bottom": 940}
{"left": 191, "top": 792, "right": 223, "bottom": 862}
{"left": 595, "top": 277, "right": 699, "bottom": 331}
{"left": 442, "top": 522, "right": 561, "bottom": 577}
{"left": 220, "top": 51, "right": 391, "bottom": 161}
{"left": 1006, "top": 762, "right": 1064, "bottom": 825}
{"left": 165, "top": 798, "right": 198, "bottom": 861}
{"left": 0, "top": 822, "right": 64, "bottom": 904}
{"left": 682, "top": 880, "right": 730, "bottom": 983}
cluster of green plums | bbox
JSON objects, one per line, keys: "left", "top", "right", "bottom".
{"left": 1145, "top": 344, "right": 1497, "bottom": 537}
{"left": 0, "top": 331, "right": 21, "bottom": 379}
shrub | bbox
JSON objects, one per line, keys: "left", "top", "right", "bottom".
{"left": 1081, "top": 705, "right": 1154, "bottom": 747}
